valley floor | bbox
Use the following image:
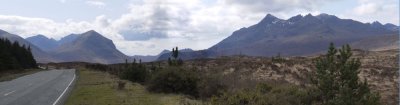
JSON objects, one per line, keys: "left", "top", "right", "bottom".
{"left": 63, "top": 49, "right": 399, "bottom": 105}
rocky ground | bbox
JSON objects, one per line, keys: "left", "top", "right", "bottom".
{"left": 180, "top": 49, "right": 399, "bottom": 105}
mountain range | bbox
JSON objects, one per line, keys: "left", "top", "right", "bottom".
{"left": 131, "top": 48, "right": 194, "bottom": 62}
{"left": 209, "top": 13, "right": 398, "bottom": 56}
{"left": 158, "top": 13, "right": 399, "bottom": 60}
{"left": 3, "top": 30, "right": 128, "bottom": 64}
{"left": 50, "top": 30, "right": 128, "bottom": 63}
{"left": 0, "top": 13, "right": 398, "bottom": 63}
{"left": 0, "top": 30, "right": 56, "bottom": 62}
{"left": 26, "top": 35, "right": 58, "bottom": 52}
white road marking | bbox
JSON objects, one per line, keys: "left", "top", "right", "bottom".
{"left": 4, "top": 90, "right": 16, "bottom": 96}
{"left": 52, "top": 72, "right": 76, "bottom": 105}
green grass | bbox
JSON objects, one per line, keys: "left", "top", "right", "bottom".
{"left": 65, "top": 69, "right": 201, "bottom": 105}
{"left": 0, "top": 69, "right": 44, "bottom": 82}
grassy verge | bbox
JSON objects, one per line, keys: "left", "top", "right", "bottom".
{"left": 0, "top": 69, "right": 44, "bottom": 82}
{"left": 65, "top": 68, "right": 201, "bottom": 105}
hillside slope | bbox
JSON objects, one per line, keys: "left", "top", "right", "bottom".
{"left": 0, "top": 30, "right": 57, "bottom": 63}
{"left": 52, "top": 30, "right": 128, "bottom": 64}
{"left": 209, "top": 13, "right": 398, "bottom": 57}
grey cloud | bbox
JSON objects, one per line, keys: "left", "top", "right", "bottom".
{"left": 224, "top": 0, "right": 336, "bottom": 13}
{"left": 120, "top": 0, "right": 191, "bottom": 41}
{"left": 120, "top": 29, "right": 167, "bottom": 41}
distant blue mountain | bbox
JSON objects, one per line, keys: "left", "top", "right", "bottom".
{"left": 58, "top": 34, "right": 79, "bottom": 45}
{"left": 383, "top": 23, "right": 399, "bottom": 31}
{"left": 26, "top": 34, "right": 58, "bottom": 52}
{"left": 26, "top": 33, "right": 80, "bottom": 52}
{"left": 133, "top": 48, "right": 195, "bottom": 62}
{"left": 0, "top": 30, "right": 56, "bottom": 62}
{"left": 24, "top": 30, "right": 128, "bottom": 64}
{"left": 4, "top": 30, "right": 137, "bottom": 63}
{"left": 52, "top": 30, "right": 128, "bottom": 64}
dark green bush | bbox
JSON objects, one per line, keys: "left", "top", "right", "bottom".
{"left": 120, "top": 65, "right": 148, "bottom": 83}
{"left": 147, "top": 67, "right": 199, "bottom": 97}
{"left": 197, "top": 76, "right": 227, "bottom": 99}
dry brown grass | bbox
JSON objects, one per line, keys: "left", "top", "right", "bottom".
{"left": 171, "top": 49, "right": 398, "bottom": 105}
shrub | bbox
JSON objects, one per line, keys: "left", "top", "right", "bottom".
{"left": 120, "top": 65, "right": 148, "bottom": 83}
{"left": 197, "top": 76, "right": 227, "bottom": 99}
{"left": 147, "top": 67, "right": 199, "bottom": 97}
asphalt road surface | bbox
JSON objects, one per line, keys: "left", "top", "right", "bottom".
{"left": 0, "top": 69, "right": 76, "bottom": 105}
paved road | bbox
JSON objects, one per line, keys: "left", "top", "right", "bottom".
{"left": 0, "top": 69, "right": 76, "bottom": 105}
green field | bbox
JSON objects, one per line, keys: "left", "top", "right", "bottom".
{"left": 65, "top": 69, "right": 201, "bottom": 105}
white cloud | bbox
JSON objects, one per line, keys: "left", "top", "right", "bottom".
{"left": 0, "top": 15, "right": 122, "bottom": 40}
{"left": 344, "top": 0, "right": 398, "bottom": 25}
{"left": 353, "top": 3, "right": 379, "bottom": 15}
{"left": 86, "top": 0, "right": 106, "bottom": 8}
{"left": 221, "top": 0, "right": 336, "bottom": 14}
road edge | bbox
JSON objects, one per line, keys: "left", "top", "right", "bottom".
{"left": 53, "top": 69, "right": 78, "bottom": 105}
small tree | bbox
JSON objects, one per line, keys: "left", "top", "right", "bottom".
{"left": 172, "top": 46, "right": 179, "bottom": 59}
{"left": 312, "top": 43, "right": 380, "bottom": 105}
{"left": 168, "top": 46, "right": 183, "bottom": 66}
{"left": 121, "top": 60, "right": 148, "bottom": 83}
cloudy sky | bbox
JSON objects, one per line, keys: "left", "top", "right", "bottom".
{"left": 0, "top": 0, "right": 398, "bottom": 55}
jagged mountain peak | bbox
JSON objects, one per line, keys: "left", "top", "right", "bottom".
{"left": 76, "top": 30, "right": 112, "bottom": 45}
{"left": 288, "top": 14, "right": 303, "bottom": 22}
{"left": 259, "top": 14, "right": 281, "bottom": 24}
{"left": 371, "top": 21, "right": 383, "bottom": 27}
{"left": 84, "top": 30, "right": 98, "bottom": 34}
{"left": 372, "top": 21, "right": 382, "bottom": 24}
{"left": 80, "top": 30, "right": 102, "bottom": 38}
{"left": 302, "top": 14, "right": 319, "bottom": 20}
{"left": 265, "top": 14, "right": 277, "bottom": 18}
{"left": 72, "top": 30, "right": 115, "bottom": 48}
{"left": 304, "top": 13, "right": 313, "bottom": 17}
{"left": 316, "top": 13, "right": 339, "bottom": 20}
